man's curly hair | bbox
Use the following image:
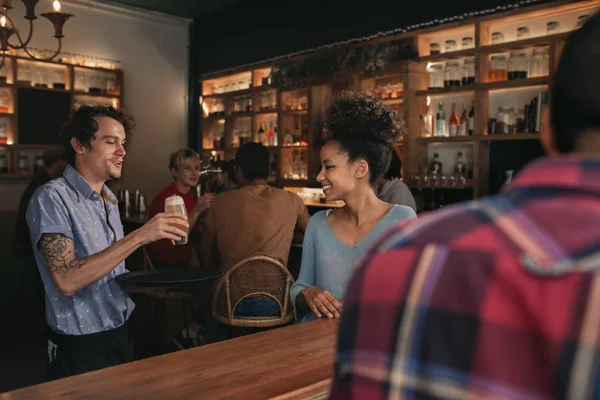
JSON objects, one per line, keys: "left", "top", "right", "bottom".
{"left": 325, "top": 91, "right": 406, "bottom": 186}
{"left": 61, "top": 105, "right": 136, "bottom": 166}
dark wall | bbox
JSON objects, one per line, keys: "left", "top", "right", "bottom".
{"left": 194, "top": 0, "right": 551, "bottom": 75}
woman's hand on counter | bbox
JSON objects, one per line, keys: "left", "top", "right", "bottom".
{"left": 300, "top": 286, "right": 343, "bottom": 319}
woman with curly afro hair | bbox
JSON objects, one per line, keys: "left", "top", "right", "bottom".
{"left": 290, "top": 92, "right": 417, "bottom": 322}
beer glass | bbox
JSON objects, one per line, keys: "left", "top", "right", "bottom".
{"left": 164, "top": 195, "right": 188, "bottom": 246}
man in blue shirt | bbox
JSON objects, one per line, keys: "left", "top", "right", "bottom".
{"left": 26, "top": 106, "right": 189, "bottom": 379}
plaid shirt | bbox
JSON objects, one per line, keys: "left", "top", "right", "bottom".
{"left": 330, "top": 156, "right": 600, "bottom": 400}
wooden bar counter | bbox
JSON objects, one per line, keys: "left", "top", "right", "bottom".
{"left": 1, "top": 319, "right": 338, "bottom": 400}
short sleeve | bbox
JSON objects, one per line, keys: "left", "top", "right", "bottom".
{"left": 26, "top": 187, "right": 74, "bottom": 251}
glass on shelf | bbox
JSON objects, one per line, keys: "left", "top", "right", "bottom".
{"left": 547, "top": 21, "right": 560, "bottom": 35}
{"left": 105, "top": 75, "right": 116, "bottom": 94}
{"left": 445, "top": 40, "right": 457, "bottom": 53}
{"left": 517, "top": 26, "right": 530, "bottom": 40}
{"left": 18, "top": 152, "right": 30, "bottom": 172}
{"left": 430, "top": 42, "right": 441, "bottom": 55}
{"left": 89, "top": 74, "right": 103, "bottom": 93}
{"left": 428, "top": 64, "right": 444, "bottom": 89}
{"left": 530, "top": 48, "right": 549, "bottom": 77}
{"left": 281, "top": 147, "right": 308, "bottom": 180}
{"left": 461, "top": 37, "right": 474, "bottom": 49}
{"left": 491, "top": 32, "right": 504, "bottom": 45}
{"left": 444, "top": 61, "right": 461, "bottom": 87}
{"left": 496, "top": 106, "right": 516, "bottom": 134}
{"left": 508, "top": 51, "right": 528, "bottom": 80}
{"left": 489, "top": 55, "right": 508, "bottom": 82}
{"left": 462, "top": 58, "right": 475, "bottom": 85}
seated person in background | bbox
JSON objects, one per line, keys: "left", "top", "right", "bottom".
{"left": 376, "top": 150, "right": 416, "bottom": 212}
{"left": 330, "top": 14, "right": 600, "bottom": 399}
{"left": 15, "top": 146, "right": 67, "bottom": 256}
{"left": 199, "top": 142, "right": 310, "bottom": 340}
{"left": 290, "top": 92, "right": 417, "bottom": 323}
{"left": 149, "top": 149, "right": 214, "bottom": 267}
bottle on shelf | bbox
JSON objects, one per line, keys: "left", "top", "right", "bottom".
{"left": 468, "top": 102, "right": 475, "bottom": 136}
{"left": 459, "top": 105, "right": 468, "bottom": 137}
{"left": 268, "top": 121, "right": 275, "bottom": 146}
{"left": 258, "top": 123, "right": 265, "bottom": 145}
{"left": 449, "top": 103, "right": 460, "bottom": 137}
{"left": 430, "top": 152, "right": 442, "bottom": 176}
{"left": 284, "top": 128, "right": 293, "bottom": 146}
{"left": 273, "top": 123, "right": 278, "bottom": 146}
{"left": 504, "top": 170, "right": 515, "bottom": 185}
{"left": 435, "top": 102, "right": 446, "bottom": 137}
{"left": 454, "top": 152, "right": 466, "bottom": 176}
{"left": 421, "top": 97, "right": 433, "bottom": 137}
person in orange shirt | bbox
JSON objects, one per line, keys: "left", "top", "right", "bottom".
{"left": 148, "top": 149, "right": 214, "bottom": 267}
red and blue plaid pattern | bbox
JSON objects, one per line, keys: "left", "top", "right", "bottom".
{"left": 330, "top": 156, "right": 600, "bottom": 400}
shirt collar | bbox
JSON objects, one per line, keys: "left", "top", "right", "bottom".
{"left": 506, "top": 155, "right": 600, "bottom": 195}
{"left": 63, "top": 164, "right": 118, "bottom": 204}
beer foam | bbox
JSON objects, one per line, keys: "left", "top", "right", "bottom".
{"left": 165, "top": 195, "right": 185, "bottom": 206}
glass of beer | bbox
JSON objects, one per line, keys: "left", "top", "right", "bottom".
{"left": 164, "top": 195, "right": 188, "bottom": 246}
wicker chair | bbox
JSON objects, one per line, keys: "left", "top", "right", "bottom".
{"left": 212, "top": 255, "right": 294, "bottom": 328}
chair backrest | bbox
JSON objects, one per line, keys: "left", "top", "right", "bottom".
{"left": 212, "top": 255, "right": 294, "bottom": 328}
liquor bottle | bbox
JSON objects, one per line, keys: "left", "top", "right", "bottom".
{"left": 449, "top": 103, "right": 459, "bottom": 137}
{"left": 468, "top": 101, "right": 475, "bottom": 136}
{"left": 435, "top": 102, "right": 446, "bottom": 137}
{"left": 258, "top": 123, "right": 265, "bottom": 145}
{"left": 454, "top": 151, "right": 466, "bottom": 176}
{"left": 268, "top": 122, "right": 275, "bottom": 146}
{"left": 273, "top": 123, "right": 278, "bottom": 146}
{"left": 459, "top": 105, "right": 468, "bottom": 136}
{"left": 422, "top": 98, "right": 433, "bottom": 137}
{"left": 430, "top": 152, "right": 442, "bottom": 175}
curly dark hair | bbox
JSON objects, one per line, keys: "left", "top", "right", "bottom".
{"left": 325, "top": 91, "right": 405, "bottom": 186}
{"left": 61, "top": 105, "right": 136, "bottom": 166}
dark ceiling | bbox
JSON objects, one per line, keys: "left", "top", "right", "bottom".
{"left": 100, "top": 0, "right": 244, "bottom": 18}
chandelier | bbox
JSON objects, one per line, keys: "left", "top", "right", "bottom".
{"left": 0, "top": 0, "right": 72, "bottom": 67}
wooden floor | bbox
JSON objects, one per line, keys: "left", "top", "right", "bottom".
{"left": 1, "top": 318, "right": 339, "bottom": 400}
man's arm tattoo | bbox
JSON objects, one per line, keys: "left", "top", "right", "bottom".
{"left": 40, "top": 233, "right": 88, "bottom": 274}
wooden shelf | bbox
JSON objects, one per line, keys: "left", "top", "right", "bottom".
{"left": 417, "top": 85, "right": 475, "bottom": 97}
{"left": 228, "top": 112, "right": 253, "bottom": 119}
{"left": 0, "top": 112, "right": 13, "bottom": 117}
{"left": 417, "top": 136, "right": 477, "bottom": 144}
{"left": 420, "top": 48, "right": 476, "bottom": 62}
{"left": 13, "top": 143, "right": 53, "bottom": 149}
{"left": 478, "top": 31, "right": 572, "bottom": 55}
{"left": 255, "top": 110, "right": 278, "bottom": 115}
{"left": 482, "top": 76, "right": 549, "bottom": 91}
{"left": 281, "top": 145, "right": 308, "bottom": 150}
{"left": 203, "top": 88, "right": 252, "bottom": 99}
{"left": 72, "top": 64, "right": 120, "bottom": 73}
{"left": 16, "top": 84, "right": 70, "bottom": 93}
{"left": 202, "top": 115, "right": 226, "bottom": 121}
{"left": 417, "top": 133, "right": 540, "bottom": 143}
{"left": 281, "top": 110, "right": 308, "bottom": 116}
{"left": 383, "top": 98, "right": 404, "bottom": 105}
{"left": 479, "top": 133, "right": 541, "bottom": 141}
{"left": 72, "top": 91, "right": 121, "bottom": 98}
{"left": 417, "top": 77, "right": 548, "bottom": 96}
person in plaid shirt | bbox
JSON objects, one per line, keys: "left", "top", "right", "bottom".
{"left": 330, "top": 11, "right": 600, "bottom": 400}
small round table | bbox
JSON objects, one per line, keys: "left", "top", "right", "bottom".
{"left": 117, "top": 266, "right": 222, "bottom": 345}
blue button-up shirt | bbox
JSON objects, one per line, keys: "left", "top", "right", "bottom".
{"left": 26, "top": 165, "right": 134, "bottom": 335}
